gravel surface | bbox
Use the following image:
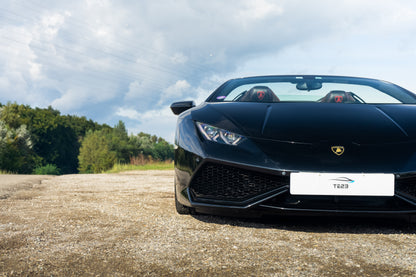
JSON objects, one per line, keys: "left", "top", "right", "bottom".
{"left": 1, "top": 171, "right": 416, "bottom": 276}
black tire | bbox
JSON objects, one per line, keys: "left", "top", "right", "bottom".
{"left": 174, "top": 180, "right": 194, "bottom": 215}
{"left": 175, "top": 192, "right": 192, "bottom": 214}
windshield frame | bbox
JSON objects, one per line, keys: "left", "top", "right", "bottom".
{"left": 206, "top": 75, "right": 416, "bottom": 104}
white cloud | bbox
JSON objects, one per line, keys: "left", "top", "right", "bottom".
{"left": 115, "top": 107, "right": 141, "bottom": 121}
{"left": 237, "top": 0, "right": 283, "bottom": 21}
{"left": 51, "top": 88, "right": 89, "bottom": 112}
{"left": 128, "top": 106, "right": 177, "bottom": 142}
{"left": 40, "top": 13, "right": 66, "bottom": 39}
{"left": 125, "top": 80, "right": 144, "bottom": 100}
{"left": 124, "top": 79, "right": 162, "bottom": 110}
{"left": 29, "top": 61, "right": 43, "bottom": 80}
{"left": 163, "top": 80, "right": 191, "bottom": 100}
{"left": 170, "top": 52, "right": 188, "bottom": 64}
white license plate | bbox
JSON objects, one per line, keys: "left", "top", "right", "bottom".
{"left": 290, "top": 172, "right": 394, "bottom": 196}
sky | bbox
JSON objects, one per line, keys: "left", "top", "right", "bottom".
{"left": 1, "top": 0, "right": 416, "bottom": 142}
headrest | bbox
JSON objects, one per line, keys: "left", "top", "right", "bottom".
{"left": 319, "top": 90, "right": 355, "bottom": 103}
{"left": 239, "top": 86, "right": 280, "bottom": 102}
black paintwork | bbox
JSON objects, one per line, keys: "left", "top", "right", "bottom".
{"left": 171, "top": 75, "right": 416, "bottom": 220}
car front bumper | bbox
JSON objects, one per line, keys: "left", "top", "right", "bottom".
{"left": 175, "top": 153, "right": 416, "bottom": 219}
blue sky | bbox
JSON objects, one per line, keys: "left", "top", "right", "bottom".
{"left": 1, "top": 0, "right": 416, "bottom": 142}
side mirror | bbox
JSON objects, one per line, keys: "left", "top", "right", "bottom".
{"left": 170, "top": 101, "right": 195, "bottom": 115}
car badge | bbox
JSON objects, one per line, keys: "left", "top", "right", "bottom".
{"left": 331, "top": 146, "right": 344, "bottom": 156}
{"left": 257, "top": 90, "right": 265, "bottom": 100}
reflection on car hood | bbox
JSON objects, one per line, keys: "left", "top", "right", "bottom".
{"left": 192, "top": 102, "right": 416, "bottom": 144}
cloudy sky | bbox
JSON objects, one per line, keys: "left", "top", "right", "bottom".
{"left": 1, "top": 0, "right": 416, "bottom": 142}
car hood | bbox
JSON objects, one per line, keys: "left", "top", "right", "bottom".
{"left": 192, "top": 102, "right": 416, "bottom": 145}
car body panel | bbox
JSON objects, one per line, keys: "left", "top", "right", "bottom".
{"left": 171, "top": 75, "right": 416, "bottom": 220}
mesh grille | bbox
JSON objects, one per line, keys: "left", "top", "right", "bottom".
{"left": 190, "top": 163, "right": 288, "bottom": 203}
{"left": 396, "top": 175, "right": 416, "bottom": 199}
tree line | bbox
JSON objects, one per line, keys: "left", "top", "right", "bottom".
{"left": 0, "top": 102, "right": 174, "bottom": 174}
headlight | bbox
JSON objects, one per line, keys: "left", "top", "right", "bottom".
{"left": 196, "top": 122, "right": 243, "bottom": 145}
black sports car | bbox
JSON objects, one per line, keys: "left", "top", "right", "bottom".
{"left": 170, "top": 75, "right": 416, "bottom": 221}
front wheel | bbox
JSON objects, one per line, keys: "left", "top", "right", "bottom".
{"left": 174, "top": 181, "right": 194, "bottom": 215}
{"left": 175, "top": 193, "right": 192, "bottom": 214}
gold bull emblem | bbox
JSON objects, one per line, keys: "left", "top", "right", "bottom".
{"left": 331, "top": 146, "right": 345, "bottom": 156}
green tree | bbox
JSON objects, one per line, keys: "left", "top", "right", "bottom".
{"left": 0, "top": 102, "right": 32, "bottom": 129}
{"left": 128, "top": 132, "right": 174, "bottom": 161}
{"left": 78, "top": 130, "right": 116, "bottom": 173}
{"left": 61, "top": 114, "right": 104, "bottom": 139}
{"left": 0, "top": 121, "right": 37, "bottom": 173}
{"left": 27, "top": 107, "right": 78, "bottom": 174}
{"left": 153, "top": 139, "right": 174, "bottom": 160}
{"left": 108, "top": 120, "right": 134, "bottom": 163}
{"left": 0, "top": 102, "right": 109, "bottom": 174}
{"left": 0, "top": 102, "right": 174, "bottom": 174}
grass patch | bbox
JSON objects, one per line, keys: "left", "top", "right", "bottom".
{"left": 105, "top": 161, "right": 174, "bottom": 173}
{"left": 0, "top": 170, "right": 14, "bottom": 174}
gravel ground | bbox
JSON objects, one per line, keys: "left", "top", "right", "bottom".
{"left": 1, "top": 171, "right": 416, "bottom": 276}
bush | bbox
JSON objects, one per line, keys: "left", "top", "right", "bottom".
{"left": 78, "top": 130, "right": 117, "bottom": 173}
{"left": 34, "top": 164, "right": 61, "bottom": 175}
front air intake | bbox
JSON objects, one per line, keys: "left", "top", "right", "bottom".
{"left": 189, "top": 162, "right": 288, "bottom": 203}
{"left": 396, "top": 174, "right": 416, "bottom": 200}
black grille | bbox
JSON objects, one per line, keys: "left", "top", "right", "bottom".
{"left": 396, "top": 175, "right": 416, "bottom": 200}
{"left": 190, "top": 163, "right": 289, "bottom": 203}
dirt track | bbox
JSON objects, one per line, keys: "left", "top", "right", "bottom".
{"left": 1, "top": 171, "right": 416, "bottom": 276}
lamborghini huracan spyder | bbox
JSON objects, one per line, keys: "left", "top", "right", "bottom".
{"left": 170, "top": 75, "right": 416, "bottom": 221}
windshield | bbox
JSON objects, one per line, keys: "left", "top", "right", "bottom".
{"left": 210, "top": 76, "right": 416, "bottom": 104}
